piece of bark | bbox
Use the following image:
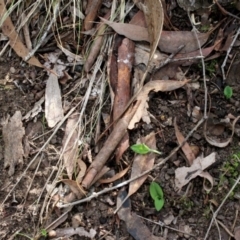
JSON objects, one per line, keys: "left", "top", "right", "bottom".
{"left": 113, "top": 38, "right": 135, "bottom": 121}
{"left": 2, "top": 111, "right": 25, "bottom": 176}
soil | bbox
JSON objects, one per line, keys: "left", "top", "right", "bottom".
{"left": 1, "top": 2, "right": 240, "bottom": 240}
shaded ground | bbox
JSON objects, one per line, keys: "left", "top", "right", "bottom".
{"left": 1, "top": 1, "right": 240, "bottom": 240}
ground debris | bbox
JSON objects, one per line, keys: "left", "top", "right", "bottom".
{"left": 2, "top": 111, "right": 25, "bottom": 176}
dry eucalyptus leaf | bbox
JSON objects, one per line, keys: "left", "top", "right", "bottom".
{"left": 101, "top": 18, "right": 210, "bottom": 53}
{"left": 175, "top": 152, "right": 216, "bottom": 191}
{"left": 45, "top": 65, "right": 64, "bottom": 128}
{"left": 128, "top": 79, "right": 189, "bottom": 129}
{"left": 0, "top": 0, "right": 43, "bottom": 68}
{"left": 62, "top": 113, "right": 79, "bottom": 179}
{"left": 2, "top": 111, "right": 25, "bottom": 176}
{"left": 138, "top": 0, "right": 164, "bottom": 62}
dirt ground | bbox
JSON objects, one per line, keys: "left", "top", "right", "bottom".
{"left": 1, "top": 1, "right": 240, "bottom": 240}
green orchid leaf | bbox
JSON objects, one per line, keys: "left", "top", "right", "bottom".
{"left": 154, "top": 198, "right": 164, "bottom": 211}
{"left": 130, "top": 143, "right": 151, "bottom": 155}
{"left": 224, "top": 86, "right": 233, "bottom": 99}
{"left": 149, "top": 182, "right": 164, "bottom": 201}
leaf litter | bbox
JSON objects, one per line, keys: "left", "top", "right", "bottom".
{"left": 1, "top": 1, "right": 240, "bottom": 239}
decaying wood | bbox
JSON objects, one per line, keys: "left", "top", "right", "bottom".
{"left": 81, "top": 101, "right": 140, "bottom": 189}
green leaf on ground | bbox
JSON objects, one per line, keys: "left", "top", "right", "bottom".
{"left": 149, "top": 182, "right": 164, "bottom": 211}
{"left": 130, "top": 143, "right": 151, "bottom": 154}
{"left": 224, "top": 86, "right": 233, "bottom": 99}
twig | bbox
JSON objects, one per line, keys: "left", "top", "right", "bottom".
{"left": 137, "top": 215, "right": 197, "bottom": 239}
{"left": 204, "top": 173, "right": 240, "bottom": 239}
{"left": 210, "top": 204, "right": 222, "bottom": 240}
{"left": 213, "top": 0, "right": 240, "bottom": 21}
{"left": 217, "top": 220, "right": 234, "bottom": 238}
{"left": 59, "top": 117, "right": 205, "bottom": 208}
{"left": 187, "top": 12, "right": 208, "bottom": 119}
{"left": 221, "top": 26, "right": 240, "bottom": 83}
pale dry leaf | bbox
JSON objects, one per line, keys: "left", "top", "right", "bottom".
{"left": 45, "top": 65, "right": 64, "bottom": 128}
{"left": 138, "top": 0, "right": 164, "bottom": 62}
{"left": 62, "top": 113, "right": 79, "bottom": 179}
{"left": 98, "top": 166, "right": 130, "bottom": 184}
{"left": 2, "top": 111, "right": 25, "bottom": 176}
{"left": 175, "top": 152, "right": 216, "bottom": 191}
{"left": 128, "top": 79, "right": 189, "bottom": 129}
{"left": 204, "top": 116, "right": 240, "bottom": 147}
{"left": 0, "top": 0, "right": 43, "bottom": 68}
{"left": 48, "top": 227, "right": 96, "bottom": 239}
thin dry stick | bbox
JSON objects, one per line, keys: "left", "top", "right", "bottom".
{"left": 217, "top": 220, "right": 234, "bottom": 238}
{"left": 221, "top": 26, "right": 240, "bottom": 83}
{"left": 210, "top": 204, "right": 222, "bottom": 240}
{"left": 59, "top": 117, "right": 205, "bottom": 208}
{"left": 204, "top": 173, "right": 240, "bottom": 240}
{"left": 187, "top": 11, "right": 208, "bottom": 119}
{"left": 137, "top": 215, "right": 197, "bottom": 239}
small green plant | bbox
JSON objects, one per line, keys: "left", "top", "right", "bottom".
{"left": 149, "top": 182, "right": 164, "bottom": 211}
{"left": 205, "top": 60, "right": 217, "bottom": 76}
{"left": 224, "top": 86, "right": 233, "bottom": 99}
{"left": 130, "top": 143, "right": 162, "bottom": 155}
{"left": 40, "top": 229, "right": 48, "bottom": 237}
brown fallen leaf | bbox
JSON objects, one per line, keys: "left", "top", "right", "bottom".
{"left": 117, "top": 189, "right": 164, "bottom": 240}
{"left": 2, "top": 111, "right": 25, "bottom": 176}
{"left": 61, "top": 179, "right": 86, "bottom": 199}
{"left": 84, "top": 0, "right": 102, "bottom": 31}
{"left": 175, "top": 152, "right": 216, "bottom": 191}
{"left": 81, "top": 101, "right": 140, "bottom": 189}
{"left": 138, "top": 0, "right": 164, "bottom": 62}
{"left": 62, "top": 113, "right": 79, "bottom": 180}
{"left": 0, "top": 0, "right": 43, "bottom": 68}
{"left": 98, "top": 166, "right": 130, "bottom": 184}
{"left": 128, "top": 79, "right": 189, "bottom": 129}
{"left": 174, "top": 118, "right": 195, "bottom": 166}
{"left": 101, "top": 18, "right": 210, "bottom": 53}
{"left": 45, "top": 64, "right": 64, "bottom": 128}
